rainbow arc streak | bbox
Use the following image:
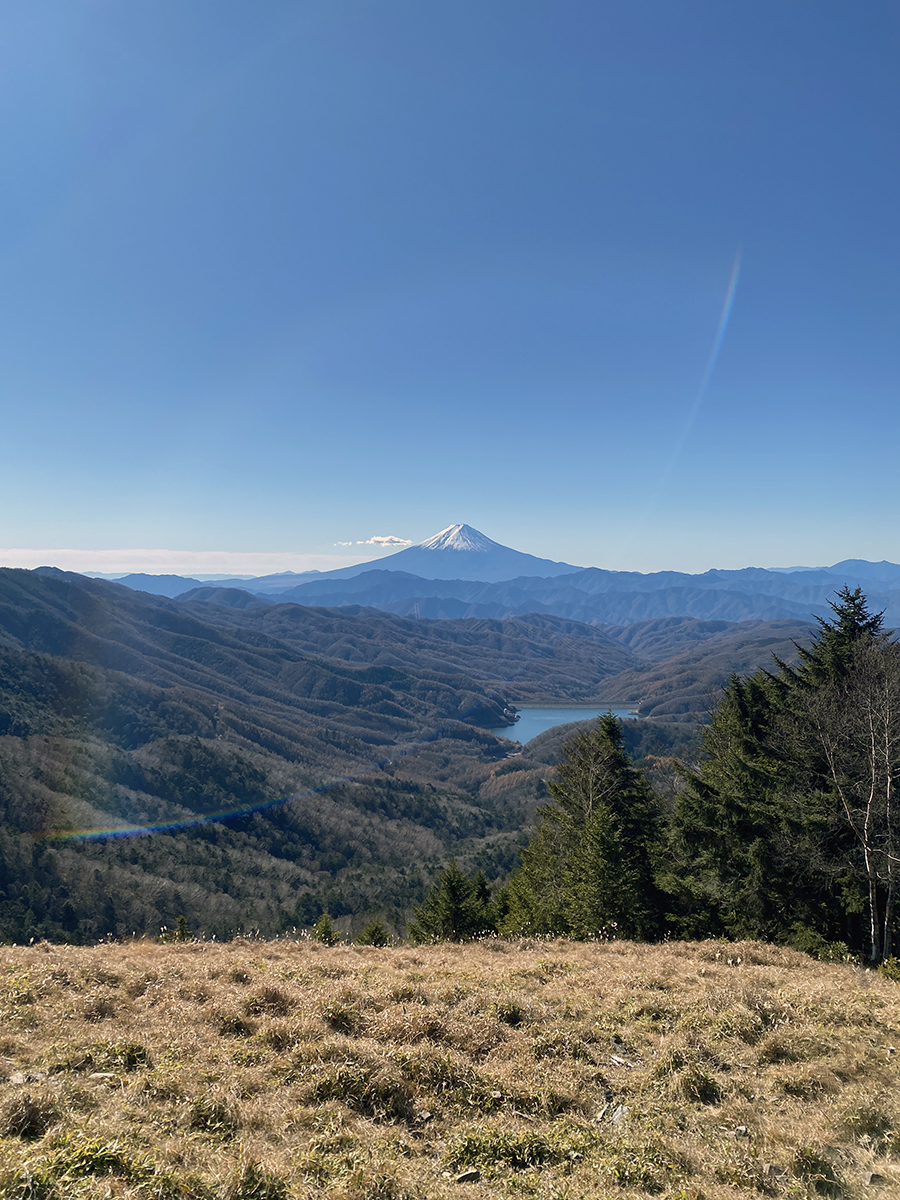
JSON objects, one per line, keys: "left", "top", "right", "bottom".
{"left": 40, "top": 711, "right": 500, "bottom": 844}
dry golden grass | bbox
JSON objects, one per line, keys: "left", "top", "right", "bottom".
{"left": 0, "top": 936, "right": 898, "bottom": 1199}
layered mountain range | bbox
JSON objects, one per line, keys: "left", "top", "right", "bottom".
{"left": 2, "top": 562, "right": 818, "bottom": 941}
{"left": 105, "top": 523, "right": 900, "bottom": 626}
{"left": 7, "top": 525, "right": 896, "bottom": 941}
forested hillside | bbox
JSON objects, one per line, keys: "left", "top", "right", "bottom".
{"left": 179, "top": 594, "right": 639, "bottom": 702}
{"left": 0, "top": 567, "right": 823, "bottom": 947}
{"left": 0, "top": 570, "right": 536, "bottom": 943}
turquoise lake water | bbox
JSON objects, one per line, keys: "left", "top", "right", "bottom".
{"left": 490, "top": 705, "right": 638, "bottom": 744}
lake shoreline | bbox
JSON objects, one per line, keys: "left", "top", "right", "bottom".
{"left": 490, "top": 703, "right": 640, "bottom": 744}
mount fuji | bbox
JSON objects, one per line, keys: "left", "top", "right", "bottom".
{"left": 174, "top": 524, "right": 580, "bottom": 595}
{"left": 366, "top": 524, "right": 581, "bottom": 583}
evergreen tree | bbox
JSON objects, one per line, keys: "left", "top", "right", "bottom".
{"left": 666, "top": 670, "right": 808, "bottom": 940}
{"left": 407, "top": 862, "right": 495, "bottom": 943}
{"left": 792, "top": 586, "right": 885, "bottom": 688}
{"left": 312, "top": 913, "right": 341, "bottom": 945}
{"left": 504, "top": 715, "right": 663, "bottom": 940}
{"left": 668, "top": 587, "right": 896, "bottom": 957}
{"left": 356, "top": 917, "right": 392, "bottom": 947}
{"left": 793, "top": 635, "right": 900, "bottom": 962}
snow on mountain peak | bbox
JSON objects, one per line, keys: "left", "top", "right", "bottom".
{"left": 416, "top": 524, "right": 500, "bottom": 553}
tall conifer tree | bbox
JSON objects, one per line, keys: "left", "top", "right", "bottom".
{"left": 504, "top": 715, "right": 663, "bottom": 939}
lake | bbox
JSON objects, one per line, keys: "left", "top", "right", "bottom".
{"left": 490, "top": 705, "right": 638, "bottom": 744}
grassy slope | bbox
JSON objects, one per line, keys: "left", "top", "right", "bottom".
{"left": 1, "top": 938, "right": 899, "bottom": 1199}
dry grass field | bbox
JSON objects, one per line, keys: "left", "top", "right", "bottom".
{"left": 1, "top": 937, "right": 899, "bottom": 1199}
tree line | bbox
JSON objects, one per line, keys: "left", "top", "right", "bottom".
{"left": 411, "top": 588, "right": 900, "bottom": 964}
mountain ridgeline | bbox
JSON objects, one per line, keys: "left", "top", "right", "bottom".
{"left": 103, "top": 524, "right": 900, "bottom": 627}
{"left": 0, "top": 558, "right": 823, "bottom": 944}
{"left": 6, "top": 523, "right": 899, "bottom": 953}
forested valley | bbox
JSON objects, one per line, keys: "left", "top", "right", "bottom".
{"left": 3, "top": 566, "right": 892, "bottom": 959}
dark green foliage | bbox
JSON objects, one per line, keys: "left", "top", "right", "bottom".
{"left": 188, "top": 1095, "right": 238, "bottom": 1138}
{"left": 312, "top": 913, "right": 341, "bottom": 945}
{"left": 407, "top": 862, "right": 496, "bottom": 942}
{"left": 304, "top": 1062, "right": 414, "bottom": 1121}
{"left": 356, "top": 917, "right": 392, "bottom": 946}
{"left": 793, "top": 586, "right": 884, "bottom": 686}
{"left": 668, "top": 588, "right": 899, "bottom": 958}
{"left": 663, "top": 669, "right": 805, "bottom": 941}
{"left": 159, "top": 914, "right": 192, "bottom": 943}
{"left": 503, "top": 714, "right": 664, "bottom": 940}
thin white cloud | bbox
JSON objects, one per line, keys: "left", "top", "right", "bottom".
{"left": 357, "top": 535, "right": 412, "bottom": 547}
{"left": 0, "top": 548, "right": 374, "bottom": 575}
{"left": 333, "top": 541, "right": 354, "bottom": 546}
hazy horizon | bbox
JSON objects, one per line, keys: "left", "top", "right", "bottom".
{"left": 0, "top": 525, "right": 891, "bottom": 580}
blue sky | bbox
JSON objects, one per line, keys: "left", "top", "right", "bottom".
{"left": 1, "top": 0, "right": 899, "bottom": 574}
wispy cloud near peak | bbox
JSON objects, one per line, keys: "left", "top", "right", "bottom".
{"left": 357, "top": 535, "right": 412, "bottom": 547}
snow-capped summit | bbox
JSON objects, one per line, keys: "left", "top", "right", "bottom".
{"left": 367, "top": 523, "right": 582, "bottom": 583}
{"left": 417, "top": 524, "right": 504, "bottom": 554}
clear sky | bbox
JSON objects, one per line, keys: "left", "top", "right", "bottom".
{"left": 1, "top": 0, "right": 899, "bottom": 575}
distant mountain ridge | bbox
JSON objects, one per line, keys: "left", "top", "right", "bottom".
{"left": 49, "top": 524, "right": 900, "bottom": 626}
{"left": 218, "top": 524, "right": 582, "bottom": 589}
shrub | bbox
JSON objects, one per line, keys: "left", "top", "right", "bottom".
{"left": 46, "top": 1040, "right": 151, "bottom": 1074}
{"left": 321, "top": 998, "right": 363, "bottom": 1035}
{"left": 776, "top": 1073, "right": 834, "bottom": 1099}
{"left": 159, "top": 915, "right": 193, "bottom": 943}
{"left": 491, "top": 1000, "right": 524, "bottom": 1026}
{"left": 313, "top": 914, "right": 341, "bottom": 946}
{"left": 444, "top": 1123, "right": 597, "bottom": 1173}
{"left": 654, "top": 1049, "right": 722, "bottom": 1105}
{"left": 757, "top": 1034, "right": 813, "bottom": 1065}
{"left": 838, "top": 1098, "right": 896, "bottom": 1153}
{"left": 216, "top": 1012, "right": 256, "bottom": 1038}
{"left": 601, "top": 1139, "right": 688, "bottom": 1193}
{"left": 677, "top": 1065, "right": 722, "bottom": 1105}
{"left": 44, "top": 1135, "right": 154, "bottom": 1183}
{"left": 356, "top": 919, "right": 392, "bottom": 947}
{"left": 712, "top": 1009, "right": 766, "bottom": 1045}
{"left": 789, "top": 926, "right": 850, "bottom": 963}
{"left": 532, "top": 1029, "right": 595, "bottom": 1062}
{"left": 259, "top": 1022, "right": 303, "bottom": 1052}
{"left": 0, "top": 1164, "right": 58, "bottom": 1198}
{"left": 389, "top": 984, "right": 428, "bottom": 1005}
{"left": 790, "top": 1148, "right": 843, "bottom": 1197}
{"left": 81, "top": 996, "right": 115, "bottom": 1022}
{"left": 714, "top": 1155, "right": 771, "bottom": 1194}
{"left": 445, "top": 1128, "right": 560, "bottom": 1170}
